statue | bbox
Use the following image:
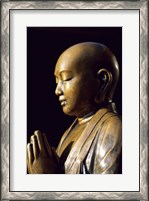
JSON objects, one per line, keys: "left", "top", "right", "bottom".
{"left": 27, "top": 42, "right": 122, "bottom": 174}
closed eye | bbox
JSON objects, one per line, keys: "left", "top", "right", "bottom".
{"left": 63, "top": 77, "right": 72, "bottom": 82}
{"left": 60, "top": 71, "right": 73, "bottom": 82}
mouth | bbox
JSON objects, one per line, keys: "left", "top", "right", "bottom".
{"left": 59, "top": 98, "right": 66, "bottom": 106}
{"left": 60, "top": 100, "right": 66, "bottom": 106}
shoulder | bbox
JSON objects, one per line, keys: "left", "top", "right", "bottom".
{"left": 95, "top": 110, "right": 121, "bottom": 131}
{"left": 95, "top": 112, "right": 122, "bottom": 147}
{"left": 103, "top": 113, "right": 122, "bottom": 131}
{"left": 92, "top": 112, "right": 122, "bottom": 173}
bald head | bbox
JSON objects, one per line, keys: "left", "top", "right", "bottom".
{"left": 55, "top": 42, "right": 119, "bottom": 104}
{"left": 55, "top": 42, "right": 119, "bottom": 116}
{"left": 56, "top": 42, "right": 118, "bottom": 75}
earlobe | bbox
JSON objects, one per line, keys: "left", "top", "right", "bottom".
{"left": 95, "top": 68, "right": 113, "bottom": 104}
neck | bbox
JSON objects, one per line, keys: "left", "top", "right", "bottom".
{"left": 77, "top": 111, "right": 95, "bottom": 125}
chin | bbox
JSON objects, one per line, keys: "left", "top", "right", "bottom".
{"left": 62, "top": 107, "right": 76, "bottom": 117}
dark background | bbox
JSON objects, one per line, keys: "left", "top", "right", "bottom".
{"left": 27, "top": 27, "right": 122, "bottom": 147}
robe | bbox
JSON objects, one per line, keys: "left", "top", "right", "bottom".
{"left": 56, "top": 108, "right": 122, "bottom": 174}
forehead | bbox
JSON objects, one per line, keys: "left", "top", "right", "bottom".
{"left": 54, "top": 52, "right": 85, "bottom": 76}
{"left": 54, "top": 44, "right": 102, "bottom": 77}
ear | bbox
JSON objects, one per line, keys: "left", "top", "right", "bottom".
{"left": 95, "top": 68, "right": 113, "bottom": 104}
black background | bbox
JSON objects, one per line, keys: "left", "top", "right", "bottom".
{"left": 27, "top": 27, "right": 122, "bottom": 147}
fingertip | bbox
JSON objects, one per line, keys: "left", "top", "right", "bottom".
{"left": 27, "top": 143, "right": 31, "bottom": 148}
{"left": 34, "top": 130, "right": 41, "bottom": 136}
{"left": 30, "top": 134, "right": 36, "bottom": 143}
{"left": 27, "top": 142, "right": 34, "bottom": 162}
{"left": 27, "top": 143, "right": 33, "bottom": 151}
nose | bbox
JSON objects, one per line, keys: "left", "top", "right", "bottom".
{"left": 55, "top": 81, "right": 63, "bottom": 96}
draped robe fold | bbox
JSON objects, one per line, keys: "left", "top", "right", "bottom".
{"left": 56, "top": 108, "right": 122, "bottom": 174}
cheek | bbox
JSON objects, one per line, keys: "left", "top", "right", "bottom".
{"left": 64, "top": 83, "right": 74, "bottom": 96}
{"left": 83, "top": 78, "right": 97, "bottom": 96}
{"left": 64, "top": 79, "right": 80, "bottom": 96}
{"left": 65, "top": 85, "right": 81, "bottom": 102}
{"left": 64, "top": 86, "right": 82, "bottom": 110}
{"left": 63, "top": 76, "right": 95, "bottom": 104}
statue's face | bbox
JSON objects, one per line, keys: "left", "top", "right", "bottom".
{"left": 54, "top": 50, "right": 98, "bottom": 118}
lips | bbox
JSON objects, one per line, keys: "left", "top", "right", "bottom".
{"left": 59, "top": 98, "right": 66, "bottom": 106}
{"left": 60, "top": 101, "right": 66, "bottom": 106}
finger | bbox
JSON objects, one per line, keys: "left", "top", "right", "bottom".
{"left": 27, "top": 143, "right": 34, "bottom": 164}
{"left": 27, "top": 156, "right": 31, "bottom": 174}
{"left": 31, "top": 135, "right": 39, "bottom": 159}
{"left": 27, "top": 145, "right": 30, "bottom": 173}
{"left": 42, "top": 133, "right": 52, "bottom": 156}
{"left": 34, "top": 130, "right": 45, "bottom": 152}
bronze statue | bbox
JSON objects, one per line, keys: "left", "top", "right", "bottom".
{"left": 27, "top": 42, "right": 122, "bottom": 174}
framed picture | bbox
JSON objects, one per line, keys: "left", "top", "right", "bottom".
{"left": 1, "top": 1, "right": 148, "bottom": 200}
